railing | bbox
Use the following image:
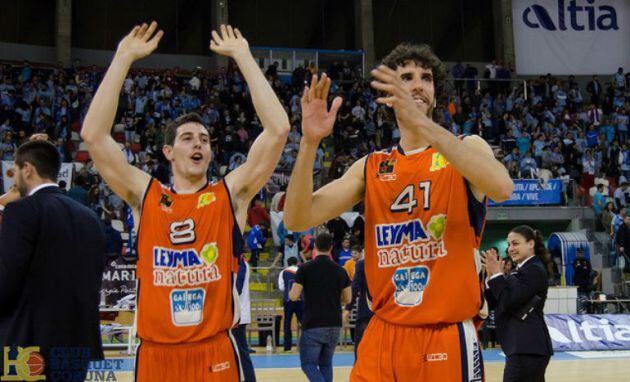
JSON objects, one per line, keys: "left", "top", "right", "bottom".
{"left": 250, "top": 46, "right": 364, "bottom": 81}
{"left": 442, "top": 77, "right": 529, "bottom": 100}
{"left": 250, "top": 266, "right": 284, "bottom": 299}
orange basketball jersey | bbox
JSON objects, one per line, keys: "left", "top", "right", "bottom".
{"left": 136, "top": 179, "right": 241, "bottom": 343}
{"left": 364, "top": 146, "right": 486, "bottom": 326}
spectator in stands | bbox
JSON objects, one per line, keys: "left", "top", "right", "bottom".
{"left": 271, "top": 234, "right": 301, "bottom": 268}
{"left": 278, "top": 257, "right": 303, "bottom": 352}
{"left": 247, "top": 197, "right": 270, "bottom": 227}
{"left": 586, "top": 75, "right": 602, "bottom": 105}
{"left": 593, "top": 184, "right": 607, "bottom": 228}
{"left": 602, "top": 201, "right": 616, "bottom": 233}
{"left": 57, "top": 180, "right": 68, "bottom": 194}
{"left": 520, "top": 151, "right": 538, "bottom": 179}
{"left": 289, "top": 233, "right": 351, "bottom": 382}
{"left": 572, "top": 248, "right": 592, "bottom": 297}
{"left": 614, "top": 181, "right": 628, "bottom": 210}
{"left": 613, "top": 67, "right": 625, "bottom": 90}
{"left": 68, "top": 175, "right": 89, "bottom": 206}
{"left": 611, "top": 207, "right": 627, "bottom": 240}
{"left": 343, "top": 245, "right": 362, "bottom": 281}
{"left": 615, "top": 215, "right": 630, "bottom": 271}
{"left": 335, "top": 236, "right": 352, "bottom": 266}
{"left": 103, "top": 213, "right": 123, "bottom": 256}
{"left": 246, "top": 223, "right": 265, "bottom": 269}
{"left": 326, "top": 216, "right": 349, "bottom": 251}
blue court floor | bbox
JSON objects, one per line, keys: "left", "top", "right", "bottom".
{"left": 90, "top": 349, "right": 630, "bottom": 372}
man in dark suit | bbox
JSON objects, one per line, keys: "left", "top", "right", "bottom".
{"left": 0, "top": 140, "right": 105, "bottom": 382}
{"left": 482, "top": 227, "right": 554, "bottom": 382}
{"left": 343, "top": 256, "right": 373, "bottom": 361}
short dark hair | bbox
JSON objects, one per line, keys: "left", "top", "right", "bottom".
{"left": 287, "top": 257, "right": 298, "bottom": 266}
{"left": 15, "top": 140, "right": 61, "bottom": 181}
{"left": 351, "top": 245, "right": 363, "bottom": 252}
{"left": 314, "top": 232, "right": 333, "bottom": 253}
{"left": 381, "top": 43, "right": 446, "bottom": 99}
{"left": 163, "top": 112, "right": 209, "bottom": 146}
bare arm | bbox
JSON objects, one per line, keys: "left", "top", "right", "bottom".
{"left": 213, "top": 26, "right": 289, "bottom": 216}
{"left": 81, "top": 23, "right": 163, "bottom": 208}
{"left": 289, "top": 283, "right": 303, "bottom": 302}
{"left": 286, "top": 152, "right": 365, "bottom": 232}
{"left": 371, "top": 65, "right": 513, "bottom": 202}
{"left": 284, "top": 74, "right": 364, "bottom": 231}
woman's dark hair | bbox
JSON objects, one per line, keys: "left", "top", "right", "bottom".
{"left": 509, "top": 225, "right": 554, "bottom": 276}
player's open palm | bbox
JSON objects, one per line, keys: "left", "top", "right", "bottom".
{"left": 301, "top": 73, "right": 342, "bottom": 144}
{"left": 370, "top": 65, "right": 429, "bottom": 128}
{"left": 210, "top": 25, "right": 249, "bottom": 59}
{"left": 116, "top": 21, "right": 163, "bottom": 62}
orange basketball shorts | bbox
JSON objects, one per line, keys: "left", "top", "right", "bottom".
{"left": 135, "top": 331, "right": 242, "bottom": 382}
{"left": 350, "top": 316, "right": 484, "bottom": 382}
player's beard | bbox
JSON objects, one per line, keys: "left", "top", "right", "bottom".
{"left": 15, "top": 169, "right": 27, "bottom": 197}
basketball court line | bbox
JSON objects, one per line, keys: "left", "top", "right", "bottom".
{"left": 89, "top": 350, "right": 630, "bottom": 372}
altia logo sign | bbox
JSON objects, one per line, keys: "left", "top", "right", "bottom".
{"left": 512, "top": 0, "right": 628, "bottom": 75}
{"left": 545, "top": 314, "right": 630, "bottom": 351}
{"left": 522, "top": 0, "right": 619, "bottom": 31}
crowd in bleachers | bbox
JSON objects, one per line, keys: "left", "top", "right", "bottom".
{"left": 0, "top": 59, "right": 628, "bottom": 225}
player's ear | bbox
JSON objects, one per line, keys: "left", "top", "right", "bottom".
{"left": 162, "top": 145, "right": 173, "bottom": 161}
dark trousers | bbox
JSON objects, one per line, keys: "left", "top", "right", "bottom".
{"left": 249, "top": 249, "right": 260, "bottom": 268}
{"left": 354, "top": 317, "right": 371, "bottom": 362}
{"left": 503, "top": 354, "right": 550, "bottom": 382}
{"left": 231, "top": 324, "right": 257, "bottom": 382}
{"left": 283, "top": 301, "right": 303, "bottom": 350}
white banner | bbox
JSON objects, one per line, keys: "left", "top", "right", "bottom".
{"left": 512, "top": 0, "right": 630, "bottom": 74}
{"left": 2, "top": 161, "right": 74, "bottom": 192}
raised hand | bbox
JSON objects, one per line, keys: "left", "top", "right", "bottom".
{"left": 29, "top": 133, "right": 49, "bottom": 142}
{"left": 370, "top": 65, "right": 430, "bottom": 128}
{"left": 209, "top": 25, "right": 250, "bottom": 60}
{"left": 481, "top": 248, "right": 504, "bottom": 277}
{"left": 301, "top": 73, "right": 343, "bottom": 144}
{"left": 116, "top": 21, "right": 163, "bottom": 63}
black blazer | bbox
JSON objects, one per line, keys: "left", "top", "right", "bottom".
{"left": 0, "top": 186, "right": 105, "bottom": 368}
{"left": 485, "top": 256, "right": 553, "bottom": 357}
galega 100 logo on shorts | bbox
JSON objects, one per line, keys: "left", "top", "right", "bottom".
{"left": 392, "top": 266, "right": 430, "bottom": 306}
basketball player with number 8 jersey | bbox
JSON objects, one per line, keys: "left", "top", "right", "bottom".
{"left": 284, "top": 43, "right": 514, "bottom": 381}
{"left": 81, "top": 22, "right": 290, "bottom": 381}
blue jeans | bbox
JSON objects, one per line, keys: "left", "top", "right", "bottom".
{"left": 299, "top": 327, "right": 340, "bottom": 382}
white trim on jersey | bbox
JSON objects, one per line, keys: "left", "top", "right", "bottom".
{"left": 458, "top": 319, "right": 484, "bottom": 382}
{"left": 227, "top": 329, "right": 245, "bottom": 382}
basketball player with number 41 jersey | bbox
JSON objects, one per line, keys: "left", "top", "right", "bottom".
{"left": 81, "top": 22, "right": 289, "bottom": 381}
{"left": 284, "top": 44, "right": 513, "bottom": 382}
